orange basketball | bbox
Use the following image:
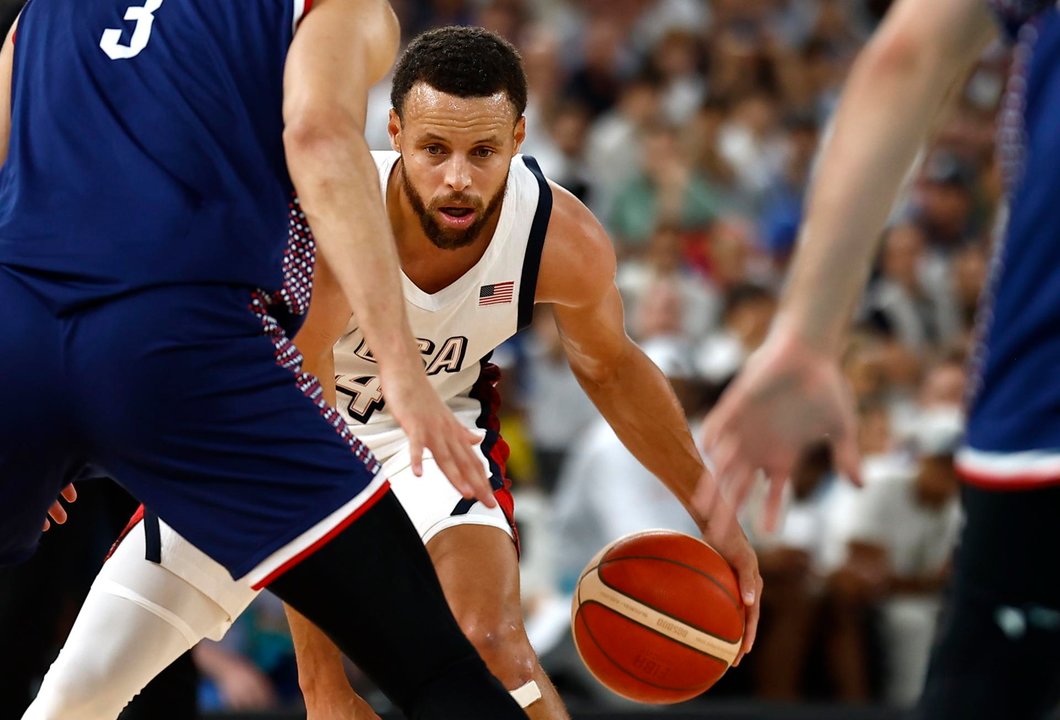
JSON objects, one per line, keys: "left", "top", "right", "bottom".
{"left": 571, "top": 530, "right": 744, "bottom": 704}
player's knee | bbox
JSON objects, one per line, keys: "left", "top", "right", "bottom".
{"left": 458, "top": 612, "right": 536, "bottom": 687}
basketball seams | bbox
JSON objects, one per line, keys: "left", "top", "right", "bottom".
{"left": 597, "top": 554, "right": 743, "bottom": 628}
{"left": 576, "top": 567, "right": 742, "bottom": 662}
{"left": 577, "top": 599, "right": 733, "bottom": 665}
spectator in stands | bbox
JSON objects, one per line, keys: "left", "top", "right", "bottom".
{"left": 912, "top": 151, "right": 982, "bottom": 254}
{"left": 523, "top": 306, "right": 598, "bottom": 494}
{"left": 829, "top": 408, "right": 963, "bottom": 704}
{"left": 743, "top": 442, "right": 857, "bottom": 701}
{"left": 867, "top": 222, "right": 962, "bottom": 354}
{"left": 585, "top": 70, "right": 663, "bottom": 221}
{"left": 696, "top": 283, "right": 777, "bottom": 388}
{"left": 617, "top": 225, "right": 720, "bottom": 343}
{"left": 609, "top": 122, "right": 723, "bottom": 251}
{"left": 951, "top": 241, "right": 989, "bottom": 337}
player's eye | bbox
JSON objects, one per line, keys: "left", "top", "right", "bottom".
{"left": 472, "top": 147, "right": 495, "bottom": 159}
{"left": 425, "top": 145, "right": 445, "bottom": 156}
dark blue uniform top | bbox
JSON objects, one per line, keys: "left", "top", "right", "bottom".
{"left": 960, "top": 1, "right": 1060, "bottom": 481}
{"left": 0, "top": 0, "right": 301, "bottom": 308}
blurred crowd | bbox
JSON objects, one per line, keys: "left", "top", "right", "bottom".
{"left": 1, "top": 0, "right": 1012, "bottom": 715}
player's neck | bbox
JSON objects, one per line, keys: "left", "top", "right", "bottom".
{"left": 387, "top": 160, "right": 500, "bottom": 294}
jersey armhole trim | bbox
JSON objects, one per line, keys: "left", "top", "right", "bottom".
{"left": 517, "top": 155, "right": 552, "bottom": 331}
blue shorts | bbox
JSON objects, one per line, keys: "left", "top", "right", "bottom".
{"left": 0, "top": 268, "right": 384, "bottom": 584}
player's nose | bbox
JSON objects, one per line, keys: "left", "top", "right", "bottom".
{"left": 443, "top": 157, "right": 472, "bottom": 192}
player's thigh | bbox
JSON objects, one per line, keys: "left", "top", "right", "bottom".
{"left": 100, "top": 518, "right": 255, "bottom": 641}
{"left": 0, "top": 269, "right": 78, "bottom": 565}
{"left": 386, "top": 451, "right": 514, "bottom": 545}
{"left": 77, "top": 285, "right": 381, "bottom": 579}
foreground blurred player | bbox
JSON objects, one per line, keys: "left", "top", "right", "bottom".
{"left": 0, "top": 0, "right": 526, "bottom": 717}
{"left": 701, "top": 1, "right": 1060, "bottom": 717}
{"left": 25, "top": 27, "right": 761, "bottom": 720}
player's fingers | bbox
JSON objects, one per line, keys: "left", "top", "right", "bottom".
{"left": 736, "top": 573, "right": 763, "bottom": 665}
{"left": 707, "top": 433, "right": 741, "bottom": 487}
{"left": 48, "top": 500, "right": 68, "bottom": 526}
{"left": 438, "top": 434, "right": 474, "bottom": 499}
{"left": 464, "top": 426, "right": 484, "bottom": 447}
{"left": 699, "top": 406, "right": 730, "bottom": 452}
{"left": 834, "top": 431, "right": 863, "bottom": 487}
{"left": 725, "top": 462, "right": 758, "bottom": 515}
{"left": 459, "top": 441, "right": 496, "bottom": 509}
{"left": 60, "top": 484, "right": 77, "bottom": 503}
{"left": 409, "top": 434, "right": 425, "bottom": 477}
{"left": 42, "top": 517, "right": 50, "bottom": 532}
{"left": 434, "top": 439, "right": 464, "bottom": 494}
{"left": 762, "top": 476, "right": 787, "bottom": 533}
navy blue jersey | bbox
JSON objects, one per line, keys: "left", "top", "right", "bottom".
{"left": 959, "top": 1, "right": 1060, "bottom": 485}
{"left": 0, "top": 0, "right": 309, "bottom": 307}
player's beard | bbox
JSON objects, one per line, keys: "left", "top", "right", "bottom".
{"left": 401, "top": 167, "right": 508, "bottom": 250}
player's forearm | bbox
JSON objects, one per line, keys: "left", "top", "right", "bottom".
{"left": 574, "top": 345, "right": 708, "bottom": 528}
{"left": 286, "top": 129, "right": 424, "bottom": 385}
{"left": 780, "top": 1, "right": 992, "bottom": 354}
{"left": 284, "top": 603, "right": 351, "bottom": 696}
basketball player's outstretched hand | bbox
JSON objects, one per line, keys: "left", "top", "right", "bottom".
{"left": 384, "top": 374, "right": 496, "bottom": 508}
{"left": 699, "top": 328, "right": 861, "bottom": 531}
{"left": 41, "top": 484, "right": 77, "bottom": 531}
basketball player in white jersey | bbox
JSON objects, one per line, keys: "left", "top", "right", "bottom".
{"left": 25, "top": 27, "right": 761, "bottom": 720}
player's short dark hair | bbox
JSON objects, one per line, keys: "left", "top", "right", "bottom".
{"left": 391, "top": 26, "right": 528, "bottom": 122}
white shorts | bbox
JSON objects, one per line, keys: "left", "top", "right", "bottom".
{"left": 379, "top": 437, "right": 516, "bottom": 546}
{"left": 124, "top": 429, "right": 516, "bottom": 610}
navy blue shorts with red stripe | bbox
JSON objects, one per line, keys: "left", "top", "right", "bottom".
{"left": 0, "top": 269, "right": 380, "bottom": 580}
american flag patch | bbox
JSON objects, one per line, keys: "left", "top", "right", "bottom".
{"left": 479, "top": 281, "right": 515, "bottom": 306}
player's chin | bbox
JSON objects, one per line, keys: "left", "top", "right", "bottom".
{"left": 428, "top": 225, "right": 478, "bottom": 251}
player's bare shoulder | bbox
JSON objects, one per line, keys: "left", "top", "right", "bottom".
{"left": 535, "top": 181, "right": 617, "bottom": 310}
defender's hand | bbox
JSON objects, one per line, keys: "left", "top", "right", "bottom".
{"left": 42, "top": 484, "right": 77, "bottom": 531}
{"left": 700, "top": 328, "right": 861, "bottom": 529}
{"left": 382, "top": 371, "right": 495, "bottom": 509}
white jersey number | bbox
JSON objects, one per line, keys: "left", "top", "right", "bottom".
{"left": 336, "top": 375, "right": 386, "bottom": 424}
{"left": 100, "top": 0, "right": 163, "bottom": 60}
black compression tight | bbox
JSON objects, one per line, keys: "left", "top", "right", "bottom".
{"left": 914, "top": 484, "right": 1060, "bottom": 720}
{"left": 269, "top": 491, "right": 525, "bottom": 719}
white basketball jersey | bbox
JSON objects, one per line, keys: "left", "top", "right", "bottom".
{"left": 332, "top": 151, "right": 552, "bottom": 450}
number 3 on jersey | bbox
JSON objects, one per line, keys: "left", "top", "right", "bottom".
{"left": 337, "top": 375, "right": 386, "bottom": 423}
{"left": 100, "top": 0, "right": 163, "bottom": 60}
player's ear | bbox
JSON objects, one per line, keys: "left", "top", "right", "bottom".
{"left": 512, "top": 115, "right": 526, "bottom": 154}
{"left": 388, "top": 108, "right": 402, "bottom": 153}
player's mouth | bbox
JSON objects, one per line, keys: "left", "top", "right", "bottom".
{"left": 438, "top": 206, "right": 477, "bottom": 228}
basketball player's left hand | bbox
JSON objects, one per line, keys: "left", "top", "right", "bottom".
{"left": 700, "top": 328, "right": 861, "bottom": 530}
{"left": 696, "top": 499, "right": 762, "bottom": 666}
{"left": 41, "top": 484, "right": 77, "bottom": 531}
